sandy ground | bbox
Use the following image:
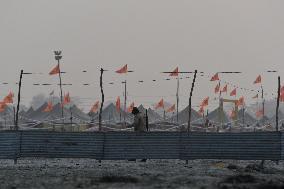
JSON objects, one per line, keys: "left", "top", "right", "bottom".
{"left": 0, "top": 159, "right": 283, "bottom": 189}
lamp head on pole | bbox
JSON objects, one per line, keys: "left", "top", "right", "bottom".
{"left": 54, "top": 51, "right": 62, "bottom": 61}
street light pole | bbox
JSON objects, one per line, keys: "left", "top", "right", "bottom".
{"left": 54, "top": 51, "right": 64, "bottom": 123}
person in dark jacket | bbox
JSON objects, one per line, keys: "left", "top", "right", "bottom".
{"left": 130, "top": 107, "right": 147, "bottom": 162}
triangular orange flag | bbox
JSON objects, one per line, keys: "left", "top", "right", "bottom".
{"left": 214, "top": 83, "right": 220, "bottom": 94}
{"left": 253, "top": 75, "right": 261, "bottom": 84}
{"left": 221, "top": 85, "right": 228, "bottom": 93}
{"left": 116, "top": 64, "right": 128, "bottom": 74}
{"left": 49, "top": 64, "right": 60, "bottom": 75}
{"left": 90, "top": 101, "right": 100, "bottom": 113}
{"left": 155, "top": 99, "right": 164, "bottom": 109}
{"left": 62, "top": 93, "right": 71, "bottom": 106}
{"left": 210, "top": 73, "right": 219, "bottom": 81}
{"left": 236, "top": 96, "right": 244, "bottom": 107}
{"left": 166, "top": 104, "right": 175, "bottom": 113}
{"left": 230, "top": 88, "right": 237, "bottom": 96}
{"left": 127, "top": 102, "right": 135, "bottom": 113}
{"left": 200, "top": 97, "right": 209, "bottom": 107}
{"left": 43, "top": 101, "right": 53, "bottom": 112}
{"left": 116, "top": 97, "right": 121, "bottom": 112}
{"left": 3, "top": 92, "right": 14, "bottom": 104}
{"left": 198, "top": 106, "right": 204, "bottom": 116}
{"left": 169, "top": 67, "right": 179, "bottom": 77}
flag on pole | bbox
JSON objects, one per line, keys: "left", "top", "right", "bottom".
{"left": 90, "top": 101, "right": 100, "bottom": 113}
{"left": 166, "top": 104, "right": 175, "bottom": 113}
{"left": 62, "top": 92, "right": 71, "bottom": 106}
{"left": 214, "top": 83, "right": 220, "bottom": 94}
{"left": 155, "top": 99, "right": 164, "bottom": 109}
{"left": 49, "top": 64, "right": 60, "bottom": 75}
{"left": 230, "top": 88, "right": 237, "bottom": 96}
{"left": 0, "top": 102, "right": 7, "bottom": 112}
{"left": 253, "top": 75, "right": 262, "bottom": 84}
{"left": 221, "top": 85, "right": 228, "bottom": 93}
{"left": 3, "top": 92, "right": 14, "bottom": 104}
{"left": 127, "top": 102, "right": 135, "bottom": 113}
{"left": 210, "top": 73, "right": 219, "bottom": 81}
{"left": 200, "top": 97, "right": 209, "bottom": 107}
{"left": 116, "top": 97, "right": 121, "bottom": 112}
{"left": 116, "top": 64, "right": 128, "bottom": 74}
{"left": 236, "top": 96, "right": 245, "bottom": 107}
{"left": 198, "top": 106, "right": 204, "bottom": 115}
{"left": 169, "top": 67, "right": 179, "bottom": 77}
{"left": 43, "top": 101, "right": 53, "bottom": 112}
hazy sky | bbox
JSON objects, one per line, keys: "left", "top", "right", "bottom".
{"left": 0, "top": 0, "right": 284, "bottom": 111}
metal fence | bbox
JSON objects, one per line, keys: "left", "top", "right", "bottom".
{"left": 0, "top": 131, "right": 283, "bottom": 161}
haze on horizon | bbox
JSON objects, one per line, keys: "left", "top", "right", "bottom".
{"left": 0, "top": 0, "right": 283, "bottom": 112}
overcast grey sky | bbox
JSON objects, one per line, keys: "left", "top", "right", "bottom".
{"left": 0, "top": 0, "right": 283, "bottom": 111}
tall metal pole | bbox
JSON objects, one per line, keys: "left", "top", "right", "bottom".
{"left": 99, "top": 68, "right": 105, "bottom": 131}
{"left": 15, "top": 70, "right": 23, "bottom": 131}
{"left": 276, "top": 76, "right": 280, "bottom": 132}
{"left": 188, "top": 70, "right": 198, "bottom": 133}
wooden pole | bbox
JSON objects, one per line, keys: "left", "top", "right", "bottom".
{"left": 276, "top": 76, "right": 280, "bottom": 132}
{"left": 15, "top": 70, "right": 23, "bottom": 131}
{"left": 188, "top": 70, "right": 198, "bottom": 133}
{"left": 176, "top": 77, "right": 180, "bottom": 123}
{"left": 124, "top": 80, "right": 127, "bottom": 126}
{"left": 99, "top": 68, "right": 105, "bottom": 131}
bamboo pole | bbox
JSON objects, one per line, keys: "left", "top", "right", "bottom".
{"left": 188, "top": 70, "right": 198, "bottom": 133}
{"left": 99, "top": 68, "right": 105, "bottom": 131}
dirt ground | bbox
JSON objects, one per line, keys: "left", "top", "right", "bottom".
{"left": 0, "top": 159, "right": 283, "bottom": 189}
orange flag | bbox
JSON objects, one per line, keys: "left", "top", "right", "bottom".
{"left": 169, "top": 67, "right": 179, "bottom": 77}
{"left": 236, "top": 96, "right": 245, "bottom": 107}
{"left": 3, "top": 92, "right": 14, "bottom": 104}
{"left": 62, "top": 93, "right": 71, "bottom": 106}
{"left": 214, "top": 83, "right": 220, "bottom": 94}
{"left": 200, "top": 97, "right": 209, "bottom": 107}
{"left": 155, "top": 99, "right": 164, "bottom": 109}
{"left": 116, "top": 97, "right": 121, "bottom": 112}
{"left": 256, "top": 109, "right": 264, "bottom": 118}
{"left": 230, "top": 88, "right": 237, "bottom": 96}
{"left": 198, "top": 106, "right": 204, "bottom": 115}
{"left": 43, "top": 101, "right": 53, "bottom": 112}
{"left": 210, "top": 73, "right": 219, "bottom": 81}
{"left": 49, "top": 64, "right": 60, "bottom": 75}
{"left": 221, "top": 85, "right": 228, "bottom": 93}
{"left": 280, "top": 92, "right": 284, "bottom": 102}
{"left": 0, "top": 102, "right": 7, "bottom": 112}
{"left": 166, "top": 104, "right": 175, "bottom": 113}
{"left": 253, "top": 75, "right": 261, "bottom": 84}
{"left": 116, "top": 64, "right": 128, "bottom": 74}
{"left": 90, "top": 101, "right": 100, "bottom": 113}
{"left": 127, "top": 102, "right": 134, "bottom": 113}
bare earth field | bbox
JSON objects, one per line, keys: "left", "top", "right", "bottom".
{"left": 0, "top": 159, "right": 283, "bottom": 189}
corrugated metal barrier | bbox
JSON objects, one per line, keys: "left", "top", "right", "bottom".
{"left": 0, "top": 131, "right": 282, "bottom": 161}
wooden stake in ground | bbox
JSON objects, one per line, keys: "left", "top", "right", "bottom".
{"left": 188, "top": 70, "right": 198, "bottom": 133}
{"left": 276, "top": 76, "right": 280, "bottom": 132}
{"left": 99, "top": 68, "right": 105, "bottom": 131}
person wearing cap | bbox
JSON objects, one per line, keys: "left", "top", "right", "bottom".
{"left": 131, "top": 107, "right": 146, "bottom": 132}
